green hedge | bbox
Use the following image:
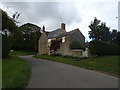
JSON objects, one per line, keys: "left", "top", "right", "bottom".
{"left": 89, "top": 40, "right": 120, "bottom": 56}
{"left": 2, "top": 34, "right": 11, "bottom": 58}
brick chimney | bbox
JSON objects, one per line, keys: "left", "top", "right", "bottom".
{"left": 42, "top": 25, "right": 45, "bottom": 32}
{"left": 61, "top": 23, "right": 65, "bottom": 30}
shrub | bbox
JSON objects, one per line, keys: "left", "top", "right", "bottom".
{"left": 2, "top": 34, "right": 11, "bottom": 58}
{"left": 70, "top": 41, "right": 85, "bottom": 50}
{"left": 89, "top": 40, "right": 120, "bottom": 56}
{"left": 50, "top": 50, "right": 61, "bottom": 56}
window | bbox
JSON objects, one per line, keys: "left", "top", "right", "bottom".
{"left": 48, "top": 39, "right": 51, "bottom": 42}
{"left": 62, "top": 37, "right": 65, "bottom": 42}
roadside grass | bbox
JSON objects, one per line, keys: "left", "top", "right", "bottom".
{"left": 34, "top": 55, "right": 119, "bottom": 76}
{"left": 10, "top": 50, "right": 33, "bottom": 56}
{"left": 2, "top": 51, "right": 32, "bottom": 88}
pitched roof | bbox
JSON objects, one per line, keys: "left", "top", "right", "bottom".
{"left": 58, "top": 28, "right": 85, "bottom": 38}
{"left": 45, "top": 28, "right": 85, "bottom": 39}
{"left": 47, "top": 28, "right": 66, "bottom": 39}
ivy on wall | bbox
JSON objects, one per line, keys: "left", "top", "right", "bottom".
{"left": 70, "top": 41, "right": 85, "bottom": 50}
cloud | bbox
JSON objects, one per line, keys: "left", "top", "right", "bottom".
{"left": 1, "top": 1, "right": 118, "bottom": 41}
{"left": 2, "top": 2, "right": 81, "bottom": 31}
{"left": 71, "top": 1, "right": 118, "bottom": 38}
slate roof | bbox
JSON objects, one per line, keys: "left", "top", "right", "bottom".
{"left": 57, "top": 28, "right": 85, "bottom": 38}
{"left": 46, "top": 28, "right": 66, "bottom": 39}
{"left": 45, "top": 28, "right": 85, "bottom": 39}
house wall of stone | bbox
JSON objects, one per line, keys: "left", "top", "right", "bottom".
{"left": 70, "top": 30, "right": 85, "bottom": 48}
{"left": 59, "top": 35, "right": 83, "bottom": 58}
{"left": 38, "top": 29, "right": 90, "bottom": 58}
{"left": 59, "top": 35, "right": 71, "bottom": 56}
{"left": 38, "top": 32, "right": 48, "bottom": 55}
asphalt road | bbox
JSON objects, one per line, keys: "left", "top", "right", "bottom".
{"left": 20, "top": 55, "right": 118, "bottom": 88}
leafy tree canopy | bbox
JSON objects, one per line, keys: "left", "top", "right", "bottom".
{"left": 12, "top": 23, "right": 41, "bottom": 53}
{"left": 1, "top": 9, "right": 17, "bottom": 35}
{"left": 88, "top": 17, "right": 119, "bottom": 43}
{"left": 1, "top": 9, "right": 42, "bottom": 54}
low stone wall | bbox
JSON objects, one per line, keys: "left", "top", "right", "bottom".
{"left": 69, "top": 49, "right": 83, "bottom": 58}
{"left": 87, "top": 48, "right": 92, "bottom": 57}
{"left": 61, "top": 48, "right": 91, "bottom": 58}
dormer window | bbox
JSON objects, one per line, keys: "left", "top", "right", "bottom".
{"left": 62, "top": 37, "right": 65, "bottom": 42}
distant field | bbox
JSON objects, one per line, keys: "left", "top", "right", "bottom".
{"left": 2, "top": 51, "right": 32, "bottom": 88}
{"left": 35, "top": 55, "right": 119, "bottom": 76}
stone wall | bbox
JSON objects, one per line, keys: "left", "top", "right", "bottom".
{"left": 38, "top": 32, "right": 48, "bottom": 55}
{"left": 70, "top": 29, "right": 85, "bottom": 48}
{"left": 59, "top": 35, "right": 71, "bottom": 56}
{"left": 69, "top": 49, "right": 83, "bottom": 57}
{"left": 59, "top": 34, "right": 91, "bottom": 58}
{"left": 59, "top": 35, "right": 82, "bottom": 57}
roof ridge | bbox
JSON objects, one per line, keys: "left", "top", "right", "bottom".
{"left": 49, "top": 28, "right": 62, "bottom": 33}
{"left": 47, "top": 28, "right": 66, "bottom": 39}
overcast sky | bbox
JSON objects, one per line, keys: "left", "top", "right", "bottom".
{"left": 0, "top": 0, "right": 119, "bottom": 41}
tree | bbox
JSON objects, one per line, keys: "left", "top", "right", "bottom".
{"left": 98, "top": 22, "right": 110, "bottom": 42}
{"left": 88, "top": 17, "right": 119, "bottom": 56}
{"left": 88, "top": 17, "right": 101, "bottom": 40}
{"left": 10, "top": 28, "right": 23, "bottom": 49}
{"left": 1, "top": 9, "right": 18, "bottom": 58}
{"left": 14, "top": 23, "right": 41, "bottom": 54}
{"left": 88, "top": 17, "right": 110, "bottom": 42}
{"left": 2, "top": 34, "right": 11, "bottom": 58}
{"left": 1, "top": 9, "right": 17, "bottom": 36}
{"left": 115, "top": 31, "right": 120, "bottom": 45}
{"left": 1, "top": 9, "right": 42, "bottom": 55}
{"left": 109, "top": 29, "right": 119, "bottom": 44}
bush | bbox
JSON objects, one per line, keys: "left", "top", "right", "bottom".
{"left": 89, "top": 40, "right": 120, "bottom": 56}
{"left": 70, "top": 41, "right": 85, "bottom": 50}
{"left": 50, "top": 50, "right": 61, "bottom": 56}
{"left": 2, "top": 34, "right": 11, "bottom": 58}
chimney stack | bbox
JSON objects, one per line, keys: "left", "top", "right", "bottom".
{"left": 61, "top": 23, "right": 65, "bottom": 30}
{"left": 42, "top": 25, "right": 45, "bottom": 32}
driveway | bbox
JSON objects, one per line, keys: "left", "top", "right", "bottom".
{"left": 20, "top": 55, "right": 118, "bottom": 88}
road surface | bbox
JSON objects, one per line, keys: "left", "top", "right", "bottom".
{"left": 20, "top": 55, "right": 118, "bottom": 88}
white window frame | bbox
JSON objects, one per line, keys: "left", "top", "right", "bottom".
{"left": 48, "top": 39, "right": 51, "bottom": 42}
{"left": 62, "top": 37, "right": 65, "bottom": 42}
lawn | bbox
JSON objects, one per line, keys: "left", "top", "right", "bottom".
{"left": 2, "top": 50, "right": 32, "bottom": 88}
{"left": 34, "top": 55, "right": 119, "bottom": 76}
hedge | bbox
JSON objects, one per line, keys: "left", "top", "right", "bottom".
{"left": 89, "top": 40, "right": 120, "bottom": 56}
{"left": 2, "top": 34, "right": 11, "bottom": 58}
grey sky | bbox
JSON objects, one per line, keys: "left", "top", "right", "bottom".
{"left": 0, "top": 0, "right": 119, "bottom": 41}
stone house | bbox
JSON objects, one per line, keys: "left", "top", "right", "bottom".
{"left": 38, "top": 23, "right": 91, "bottom": 58}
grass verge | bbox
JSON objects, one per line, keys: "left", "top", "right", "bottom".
{"left": 34, "top": 55, "right": 119, "bottom": 76}
{"left": 10, "top": 50, "right": 33, "bottom": 56}
{"left": 2, "top": 51, "right": 32, "bottom": 88}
